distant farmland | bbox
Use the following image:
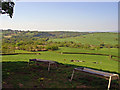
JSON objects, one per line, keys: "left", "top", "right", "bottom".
{"left": 49, "top": 33, "right": 118, "bottom": 45}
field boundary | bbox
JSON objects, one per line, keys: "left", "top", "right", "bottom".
{"left": 1, "top": 53, "right": 41, "bottom": 55}
{"left": 62, "top": 52, "right": 119, "bottom": 57}
{"left": 61, "top": 52, "right": 120, "bottom": 61}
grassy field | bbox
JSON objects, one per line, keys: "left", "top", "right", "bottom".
{"left": 15, "top": 50, "right": 35, "bottom": 53}
{"left": 2, "top": 47, "right": 119, "bottom": 73}
{"left": 49, "top": 33, "right": 118, "bottom": 45}
{"left": 2, "top": 46, "right": 119, "bottom": 88}
{"left": 2, "top": 62, "right": 119, "bottom": 88}
{"left": 58, "top": 47, "right": 118, "bottom": 56}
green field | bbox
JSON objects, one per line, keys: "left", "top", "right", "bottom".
{"left": 15, "top": 50, "right": 34, "bottom": 53}
{"left": 2, "top": 32, "right": 119, "bottom": 88}
{"left": 49, "top": 33, "right": 118, "bottom": 45}
{"left": 2, "top": 47, "right": 119, "bottom": 88}
{"left": 2, "top": 47, "right": 119, "bottom": 73}
{"left": 3, "top": 62, "right": 119, "bottom": 88}
{"left": 58, "top": 47, "right": 118, "bottom": 56}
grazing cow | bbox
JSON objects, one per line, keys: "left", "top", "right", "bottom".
{"left": 76, "top": 60, "right": 80, "bottom": 62}
{"left": 64, "top": 59, "right": 66, "bottom": 61}
{"left": 71, "top": 60, "right": 75, "bottom": 62}
{"left": 93, "top": 62, "right": 98, "bottom": 64}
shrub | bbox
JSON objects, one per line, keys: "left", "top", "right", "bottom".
{"left": 45, "top": 45, "right": 59, "bottom": 51}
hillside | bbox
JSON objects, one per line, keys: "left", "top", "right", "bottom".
{"left": 49, "top": 32, "right": 118, "bottom": 45}
{"left": 2, "top": 30, "right": 89, "bottom": 39}
{"left": 2, "top": 30, "right": 119, "bottom": 88}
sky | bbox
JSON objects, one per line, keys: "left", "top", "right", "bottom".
{"left": 0, "top": 2, "right": 118, "bottom": 32}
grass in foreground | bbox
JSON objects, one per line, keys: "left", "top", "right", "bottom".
{"left": 2, "top": 62, "right": 119, "bottom": 88}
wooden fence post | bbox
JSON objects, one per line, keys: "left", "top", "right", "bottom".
{"left": 109, "top": 55, "right": 112, "bottom": 59}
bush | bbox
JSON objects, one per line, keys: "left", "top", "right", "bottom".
{"left": 45, "top": 45, "right": 59, "bottom": 51}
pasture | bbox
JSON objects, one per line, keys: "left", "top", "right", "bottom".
{"left": 2, "top": 47, "right": 119, "bottom": 73}
{"left": 49, "top": 33, "right": 118, "bottom": 45}
{"left": 2, "top": 47, "right": 119, "bottom": 88}
{"left": 2, "top": 62, "right": 119, "bottom": 88}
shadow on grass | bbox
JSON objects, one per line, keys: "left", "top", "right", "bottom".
{"left": 2, "top": 61, "right": 120, "bottom": 89}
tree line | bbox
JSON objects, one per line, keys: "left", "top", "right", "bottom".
{"left": 2, "top": 38, "right": 119, "bottom": 54}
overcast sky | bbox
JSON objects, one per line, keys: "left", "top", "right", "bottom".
{"left": 0, "top": 2, "right": 118, "bottom": 32}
